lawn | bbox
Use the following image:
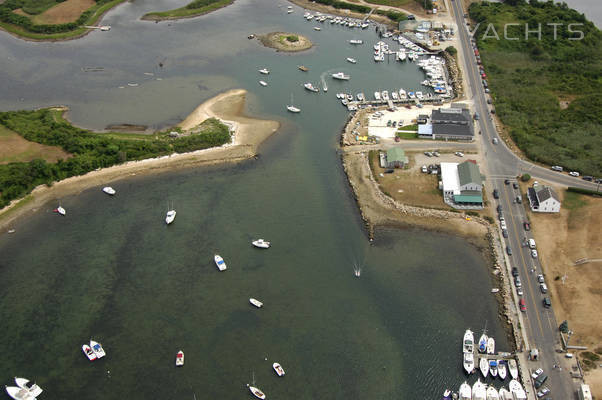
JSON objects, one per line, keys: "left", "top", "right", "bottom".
{"left": 0, "top": 124, "right": 71, "bottom": 164}
{"left": 32, "top": 0, "right": 96, "bottom": 25}
{"left": 141, "top": 0, "right": 233, "bottom": 20}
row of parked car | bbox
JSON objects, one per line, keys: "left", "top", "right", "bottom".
{"left": 551, "top": 165, "right": 600, "bottom": 182}
{"left": 531, "top": 368, "right": 552, "bottom": 398}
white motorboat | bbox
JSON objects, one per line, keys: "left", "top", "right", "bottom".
{"left": 249, "top": 298, "right": 263, "bottom": 308}
{"left": 5, "top": 386, "right": 35, "bottom": 400}
{"left": 258, "top": 68, "right": 269, "bottom": 74}
{"left": 273, "top": 362, "right": 285, "bottom": 376}
{"left": 463, "top": 352, "right": 474, "bottom": 374}
{"left": 102, "top": 186, "right": 116, "bottom": 195}
{"left": 287, "top": 94, "right": 301, "bottom": 113}
{"left": 459, "top": 382, "right": 471, "bottom": 400}
{"left": 374, "top": 92, "right": 381, "bottom": 100}
{"left": 399, "top": 88, "right": 406, "bottom": 98}
{"left": 90, "top": 340, "right": 106, "bottom": 358}
{"left": 349, "top": 39, "right": 363, "bottom": 44}
{"left": 507, "top": 359, "right": 519, "bottom": 379}
{"left": 462, "top": 329, "right": 474, "bottom": 353}
{"left": 331, "top": 72, "right": 350, "bottom": 80}
{"left": 176, "top": 350, "right": 184, "bottom": 366}
{"left": 14, "top": 379, "right": 42, "bottom": 398}
{"left": 381, "top": 90, "right": 389, "bottom": 100}
{"left": 498, "top": 359, "right": 507, "bottom": 380}
{"left": 489, "top": 359, "right": 498, "bottom": 377}
{"left": 498, "top": 388, "right": 513, "bottom": 400}
{"left": 472, "top": 379, "right": 486, "bottom": 400}
{"left": 304, "top": 82, "right": 319, "bottom": 92}
{"left": 509, "top": 380, "right": 526, "bottom": 400}
{"left": 391, "top": 91, "right": 399, "bottom": 100}
{"left": 479, "top": 357, "right": 489, "bottom": 378}
{"left": 252, "top": 239, "right": 270, "bottom": 248}
{"left": 55, "top": 206, "right": 66, "bottom": 216}
{"left": 214, "top": 254, "right": 227, "bottom": 271}
{"left": 478, "top": 333, "right": 488, "bottom": 353}
{"left": 346, "top": 57, "right": 357, "bottom": 64}
{"left": 259, "top": 80, "right": 268, "bottom": 87}
{"left": 82, "top": 344, "right": 97, "bottom": 361}
{"left": 248, "top": 386, "right": 266, "bottom": 399}
{"left": 165, "top": 209, "right": 176, "bottom": 225}
{"left": 442, "top": 389, "right": 451, "bottom": 398}
{"left": 486, "top": 385, "right": 500, "bottom": 400}
{"left": 487, "top": 337, "right": 495, "bottom": 354}
{"left": 313, "top": 26, "right": 321, "bottom": 31}
{"left": 491, "top": 288, "right": 500, "bottom": 293}
{"left": 287, "top": 9, "right": 293, "bottom": 13}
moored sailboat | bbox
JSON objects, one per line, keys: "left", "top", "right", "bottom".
{"left": 286, "top": 94, "right": 301, "bottom": 113}
{"left": 273, "top": 362, "right": 285, "bottom": 376}
{"left": 487, "top": 337, "right": 495, "bottom": 354}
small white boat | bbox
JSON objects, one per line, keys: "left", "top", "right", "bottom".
{"left": 462, "top": 329, "right": 474, "bottom": 353}
{"left": 463, "top": 352, "right": 474, "bottom": 374}
{"left": 498, "top": 388, "right": 513, "bottom": 400}
{"left": 478, "top": 333, "right": 488, "bottom": 353}
{"left": 287, "top": 9, "right": 293, "bottom": 13}
{"left": 165, "top": 209, "right": 176, "bottom": 225}
{"left": 14, "top": 379, "right": 42, "bottom": 398}
{"left": 82, "top": 344, "right": 97, "bottom": 361}
{"left": 287, "top": 94, "right": 301, "bottom": 113}
{"left": 509, "top": 380, "right": 526, "bottom": 399}
{"left": 374, "top": 92, "right": 381, "bottom": 100}
{"left": 258, "top": 68, "right": 269, "bottom": 74}
{"left": 459, "top": 382, "right": 471, "bottom": 400}
{"left": 102, "top": 186, "right": 116, "bottom": 195}
{"left": 443, "top": 389, "right": 451, "bottom": 398}
{"left": 8, "top": 229, "right": 15, "bottom": 234}
{"left": 176, "top": 350, "right": 184, "bottom": 366}
{"left": 487, "top": 337, "right": 495, "bottom": 354}
{"left": 491, "top": 288, "right": 500, "bottom": 293}
{"left": 5, "top": 386, "right": 34, "bottom": 400}
{"left": 55, "top": 206, "right": 66, "bottom": 216}
{"left": 486, "top": 385, "right": 499, "bottom": 400}
{"left": 480, "top": 357, "right": 489, "bottom": 377}
{"left": 252, "top": 239, "right": 270, "bottom": 249}
{"left": 331, "top": 72, "right": 350, "bottom": 80}
{"left": 346, "top": 57, "right": 357, "bottom": 64}
{"left": 508, "top": 359, "right": 519, "bottom": 379}
{"left": 90, "top": 340, "right": 106, "bottom": 358}
{"left": 249, "top": 298, "right": 263, "bottom": 308}
{"left": 248, "top": 386, "right": 266, "bottom": 399}
{"left": 381, "top": 90, "right": 389, "bottom": 100}
{"left": 259, "top": 80, "right": 268, "bottom": 87}
{"left": 349, "top": 39, "right": 363, "bottom": 44}
{"left": 214, "top": 254, "right": 227, "bottom": 271}
{"left": 498, "top": 359, "right": 507, "bottom": 380}
{"left": 273, "top": 362, "right": 285, "bottom": 376}
{"left": 313, "top": 27, "right": 321, "bottom": 31}
{"left": 303, "top": 82, "right": 319, "bottom": 92}
{"left": 489, "top": 359, "right": 498, "bottom": 377}
{"left": 472, "top": 379, "right": 486, "bottom": 400}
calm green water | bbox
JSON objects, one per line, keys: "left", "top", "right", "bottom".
{"left": 0, "top": 1, "right": 507, "bottom": 398}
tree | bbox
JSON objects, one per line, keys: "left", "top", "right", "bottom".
{"left": 521, "top": 173, "right": 531, "bottom": 182}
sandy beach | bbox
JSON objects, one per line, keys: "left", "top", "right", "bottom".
{"left": 0, "top": 89, "right": 280, "bottom": 230}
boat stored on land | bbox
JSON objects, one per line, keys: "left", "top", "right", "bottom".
{"left": 252, "top": 239, "right": 270, "bottom": 248}
{"left": 249, "top": 298, "right": 263, "bottom": 308}
{"left": 273, "top": 362, "right": 285, "bottom": 376}
{"left": 176, "top": 350, "right": 184, "bottom": 366}
{"left": 214, "top": 255, "right": 227, "bottom": 271}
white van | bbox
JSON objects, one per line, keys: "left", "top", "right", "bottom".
{"left": 529, "top": 239, "right": 536, "bottom": 249}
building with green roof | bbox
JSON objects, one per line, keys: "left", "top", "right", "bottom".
{"left": 386, "top": 147, "right": 408, "bottom": 169}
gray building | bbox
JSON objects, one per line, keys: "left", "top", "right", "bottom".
{"left": 431, "top": 108, "right": 474, "bottom": 140}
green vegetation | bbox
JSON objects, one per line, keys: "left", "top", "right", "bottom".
{"left": 21, "top": 0, "right": 63, "bottom": 15}
{"left": 375, "top": 9, "right": 406, "bottom": 22}
{"left": 483, "top": 215, "right": 494, "bottom": 224}
{"left": 311, "top": 0, "right": 406, "bottom": 22}
{"left": 566, "top": 186, "right": 601, "bottom": 196}
{"left": 0, "top": 0, "right": 125, "bottom": 39}
{"left": 396, "top": 131, "right": 418, "bottom": 139}
{"left": 0, "top": 109, "right": 230, "bottom": 208}
{"left": 445, "top": 46, "right": 457, "bottom": 56}
{"left": 399, "top": 124, "right": 418, "bottom": 131}
{"left": 520, "top": 173, "right": 531, "bottom": 182}
{"left": 365, "top": 0, "right": 430, "bottom": 10}
{"left": 141, "top": 0, "right": 233, "bottom": 20}
{"left": 580, "top": 351, "right": 600, "bottom": 371}
{"left": 469, "top": 1, "right": 602, "bottom": 176}
{"left": 285, "top": 35, "right": 299, "bottom": 43}
{"left": 563, "top": 190, "right": 587, "bottom": 210}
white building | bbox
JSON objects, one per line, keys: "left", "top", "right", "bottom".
{"left": 579, "top": 384, "right": 592, "bottom": 400}
{"left": 527, "top": 184, "right": 561, "bottom": 213}
{"left": 440, "top": 161, "right": 484, "bottom": 208}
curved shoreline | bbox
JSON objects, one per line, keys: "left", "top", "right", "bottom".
{"left": 140, "top": 0, "right": 234, "bottom": 21}
{"left": 0, "top": 89, "right": 280, "bottom": 230}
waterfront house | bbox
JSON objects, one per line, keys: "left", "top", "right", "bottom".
{"left": 386, "top": 147, "right": 408, "bottom": 168}
{"left": 527, "top": 184, "right": 561, "bottom": 213}
{"left": 440, "top": 160, "right": 484, "bottom": 209}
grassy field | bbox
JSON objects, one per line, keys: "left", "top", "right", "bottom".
{"left": 141, "top": 0, "right": 233, "bottom": 20}
{"left": 470, "top": 1, "right": 602, "bottom": 176}
{"left": 32, "top": 0, "right": 96, "bottom": 24}
{"left": 0, "top": 124, "right": 71, "bottom": 164}
{"left": 364, "top": 0, "right": 411, "bottom": 6}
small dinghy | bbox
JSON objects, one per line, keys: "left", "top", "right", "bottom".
{"left": 82, "top": 344, "right": 97, "bottom": 361}
{"left": 252, "top": 239, "right": 270, "bottom": 249}
{"left": 249, "top": 298, "right": 263, "bottom": 308}
{"left": 54, "top": 206, "right": 66, "bottom": 216}
{"left": 273, "top": 362, "right": 285, "bottom": 376}
{"left": 102, "top": 186, "right": 116, "bottom": 195}
{"left": 259, "top": 81, "right": 268, "bottom": 87}
{"left": 175, "top": 350, "right": 184, "bottom": 366}
{"left": 214, "top": 254, "right": 227, "bottom": 271}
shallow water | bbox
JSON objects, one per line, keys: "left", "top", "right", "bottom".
{"left": 0, "top": 1, "right": 508, "bottom": 398}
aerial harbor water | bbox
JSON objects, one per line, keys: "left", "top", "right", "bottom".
{"left": 0, "top": 0, "right": 508, "bottom": 398}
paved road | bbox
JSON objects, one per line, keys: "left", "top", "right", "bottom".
{"left": 449, "top": 0, "right": 581, "bottom": 398}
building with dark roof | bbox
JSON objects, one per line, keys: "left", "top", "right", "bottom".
{"left": 527, "top": 184, "right": 561, "bottom": 213}
{"left": 430, "top": 107, "right": 474, "bottom": 140}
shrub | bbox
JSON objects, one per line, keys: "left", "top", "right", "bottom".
{"left": 445, "top": 46, "right": 457, "bottom": 56}
{"left": 567, "top": 187, "right": 601, "bottom": 196}
{"left": 521, "top": 174, "right": 531, "bottom": 182}
{"left": 286, "top": 35, "right": 299, "bottom": 43}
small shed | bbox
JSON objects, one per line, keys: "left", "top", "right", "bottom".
{"left": 417, "top": 114, "right": 429, "bottom": 124}
{"left": 386, "top": 147, "right": 408, "bottom": 169}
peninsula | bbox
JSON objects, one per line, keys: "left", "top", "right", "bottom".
{"left": 141, "top": 0, "right": 234, "bottom": 21}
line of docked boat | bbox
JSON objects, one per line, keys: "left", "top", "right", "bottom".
{"left": 444, "top": 378, "right": 527, "bottom": 400}
{"left": 303, "top": 12, "right": 370, "bottom": 29}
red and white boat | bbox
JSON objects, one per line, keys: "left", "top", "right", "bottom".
{"left": 273, "top": 362, "right": 285, "bottom": 377}
{"left": 175, "top": 350, "right": 184, "bottom": 366}
{"left": 82, "top": 344, "right": 97, "bottom": 361}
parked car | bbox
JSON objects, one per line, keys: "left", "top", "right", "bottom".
{"left": 512, "top": 267, "right": 519, "bottom": 277}
{"left": 504, "top": 179, "right": 510, "bottom": 185}
{"left": 497, "top": 205, "right": 502, "bottom": 212}
{"left": 524, "top": 222, "right": 531, "bottom": 231}
{"left": 540, "top": 283, "right": 548, "bottom": 293}
{"left": 583, "top": 175, "right": 593, "bottom": 181}
{"left": 569, "top": 171, "right": 580, "bottom": 177}
{"left": 517, "top": 287, "right": 523, "bottom": 296}
{"left": 506, "top": 246, "right": 512, "bottom": 255}
{"left": 502, "top": 229, "right": 508, "bottom": 238}
{"left": 534, "top": 373, "right": 548, "bottom": 388}
{"left": 537, "top": 387, "right": 551, "bottom": 398}
{"left": 531, "top": 368, "right": 544, "bottom": 380}
{"left": 551, "top": 165, "right": 563, "bottom": 172}
{"left": 493, "top": 189, "right": 500, "bottom": 199}
{"left": 531, "top": 249, "right": 538, "bottom": 258}
{"left": 515, "top": 276, "right": 522, "bottom": 288}
{"left": 433, "top": 151, "right": 440, "bottom": 157}
{"left": 543, "top": 297, "right": 551, "bottom": 308}
{"left": 519, "top": 298, "right": 526, "bottom": 312}
{"left": 487, "top": 98, "right": 492, "bottom": 104}
{"left": 501, "top": 220, "right": 507, "bottom": 230}
{"left": 516, "top": 195, "right": 522, "bottom": 204}
{"left": 485, "top": 88, "right": 490, "bottom": 93}
{"left": 513, "top": 182, "right": 519, "bottom": 189}
{"left": 537, "top": 274, "right": 545, "bottom": 283}
{"left": 455, "top": 151, "right": 464, "bottom": 157}
{"left": 492, "top": 138, "right": 498, "bottom": 144}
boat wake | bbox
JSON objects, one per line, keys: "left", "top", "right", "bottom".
{"left": 353, "top": 263, "right": 361, "bottom": 277}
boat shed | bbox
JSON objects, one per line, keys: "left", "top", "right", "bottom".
{"left": 440, "top": 161, "right": 484, "bottom": 208}
{"left": 386, "top": 147, "right": 408, "bottom": 168}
